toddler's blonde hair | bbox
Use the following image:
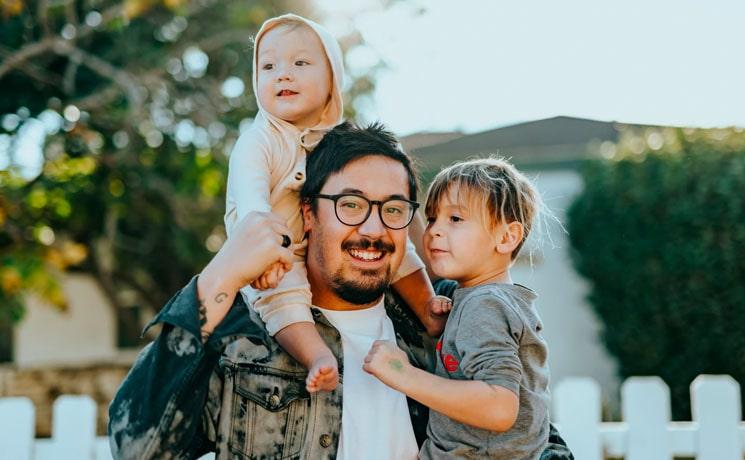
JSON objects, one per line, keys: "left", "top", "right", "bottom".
{"left": 424, "top": 157, "right": 542, "bottom": 260}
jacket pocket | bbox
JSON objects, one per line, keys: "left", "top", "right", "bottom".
{"left": 228, "top": 363, "right": 310, "bottom": 459}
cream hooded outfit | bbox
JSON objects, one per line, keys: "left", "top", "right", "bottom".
{"left": 224, "top": 14, "right": 424, "bottom": 335}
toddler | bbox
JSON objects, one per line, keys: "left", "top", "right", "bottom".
{"left": 364, "top": 158, "right": 551, "bottom": 458}
{"left": 225, "top": 14, "right": 447, "bottom": 392}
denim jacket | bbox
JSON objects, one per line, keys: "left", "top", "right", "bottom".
{"left": 108, "top": 277, "right": 573, "bottom": 459}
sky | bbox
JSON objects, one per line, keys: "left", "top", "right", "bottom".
{"left": 4, "top": 0, "right": 745, "bottom": 178}
{"left": 314, "top": 0, "right": 745, "bottom": 136}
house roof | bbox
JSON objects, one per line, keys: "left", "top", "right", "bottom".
{"left": 409, "top": 116, "right": 659, "bottom": 170}
{"left": 399, "top": 131, "right": 464, "bottom": 153}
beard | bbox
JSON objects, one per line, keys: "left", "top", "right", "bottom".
{"left": 330, "top": 237, "right": 395, "bottom": 304}
{"left": 329, "top": 265, "right": 392, "bottom": 305}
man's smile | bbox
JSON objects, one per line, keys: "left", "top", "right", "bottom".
{"left": 342, "top": 238, "right": 394, "bottom": 266}
{"left": 348, "top": 248, "right": 384, "bottom": 261}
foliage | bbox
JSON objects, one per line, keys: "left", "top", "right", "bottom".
{"left": 567, "top": 127, "right": 745, "bottom": 419}
{"left": 0, "top": 0, "right": 378, "bottom": 326}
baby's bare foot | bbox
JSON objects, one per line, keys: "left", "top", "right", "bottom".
{"left": 306, "top": 355, "right": 339, "bottom": 392}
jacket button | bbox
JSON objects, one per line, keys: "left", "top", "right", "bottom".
{"left": 319, "top": 433, "right": 332, "bottom": 448}
{"left": 269, "top": 394, "right": 280, "bottom": 407}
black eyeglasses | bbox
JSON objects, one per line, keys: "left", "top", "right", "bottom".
{"left": 312, "top": 193, "right": 419, "bottom": 230}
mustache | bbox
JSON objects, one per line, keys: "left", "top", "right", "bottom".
{"left": 342, "top": 238, "right": 395, "bottom": 253}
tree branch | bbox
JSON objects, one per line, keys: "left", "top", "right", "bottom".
{"left": 64, "top": 0, "right": 78, "bottom": 26}
{"left": 0, "top": 45, "right": 62, "bottom": 86}
{"left": 38, "top": 0, "right": 51, "bottom": 37}
{"left": 51, "top": 40, "right": 144, "bottom": 113}
{"left": 0, "top": 38, "right": 57, "bottom": 79}
{"left": 62, "top": 57, "right": 80, "bottom": 95}
{"left": 0, "top": 3, "right": 124, "bottom": 79}
{"left": 75, "top": 28, "right": 253, "bottom": 112}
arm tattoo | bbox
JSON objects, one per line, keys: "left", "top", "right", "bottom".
{"left": 198, "top": 298, "right": 210, "bottom": 343}
{"left": 198, "top": 292, "right": 229, "bottom": 344}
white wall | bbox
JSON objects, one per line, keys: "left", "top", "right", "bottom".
{"left": 14, "top": 274, "right": 118, "bottom": 367}
{"left": 511, "top": 169, "right": 620, "bottom": 415}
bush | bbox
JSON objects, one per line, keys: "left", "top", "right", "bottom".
{"left": 567, "top": 128, "right": 745, "bottom": 420}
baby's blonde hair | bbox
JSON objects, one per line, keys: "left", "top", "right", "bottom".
{"left": 424, "top": 157, "right": 541, "bottom": 260}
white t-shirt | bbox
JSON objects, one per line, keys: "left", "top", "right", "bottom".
{"left": 317, "top": 301, "right": 418, "bottom": 460}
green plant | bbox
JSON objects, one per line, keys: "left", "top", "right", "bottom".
{"left": 568, "top": 127, "right": 745, "bottom": 419}
{"left": 0, "top": 0, "right": 377, "bottom": 328}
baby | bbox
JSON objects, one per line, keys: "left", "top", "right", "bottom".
{"left": 225, "top": 14, "right": 447, "bottom": 392}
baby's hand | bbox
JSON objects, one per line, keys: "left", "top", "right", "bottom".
{"left": 363, "top": 340, "right": 411, "bottom": 391}
{"left": 250, "top": 262, "right": 289, "bottom": 290}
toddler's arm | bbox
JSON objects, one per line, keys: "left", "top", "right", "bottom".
{"left": 363, "top": 340, "right": 519, "bottom": 432}
{"left": 365, "top": 292, "right": 529, "bottom": 432}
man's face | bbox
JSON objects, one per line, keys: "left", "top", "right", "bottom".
{"left": 303, "top": 155, "right": 410, "bottom": 309}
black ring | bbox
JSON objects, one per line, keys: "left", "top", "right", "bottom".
{"left": 281, "top": 234, "right": 291, "bottom": 248}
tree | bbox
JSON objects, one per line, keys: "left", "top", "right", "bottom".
{"left": 567, "top": 127, "right": 745, "bottom": 419}
{"left": 0, "top": 0, "right": 378, "bottom": 333}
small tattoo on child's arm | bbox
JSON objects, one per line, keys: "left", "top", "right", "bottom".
{"left": 389, "top": 359, "right": 404, "bottom": 372}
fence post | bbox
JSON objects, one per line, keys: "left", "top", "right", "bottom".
{"left": 691, "top": 375, "right": 741, "bottom": 460}
{"left": 554, "top": 377, "right": 602, "bottom": 460}
{"left": 623, "top": 377, "right": 671, "bottom": 460}
{"left": 0, "top": 397, "right": 35, "bottom": 460}
{"left": 52, "top": 395, "right": 97, "bottom": 459}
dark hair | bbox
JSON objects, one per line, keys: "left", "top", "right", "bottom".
{"left": 300, "top": 121, "right": 418, "bottom": 208}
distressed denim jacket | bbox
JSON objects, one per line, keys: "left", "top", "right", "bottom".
{"left": 108, "top": 277, "right": 573, "bottom": 460}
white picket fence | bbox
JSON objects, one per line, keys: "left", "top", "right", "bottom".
{"left": 555, "top": 375, "right": 744, "bottom": 459}
{"left": 0, "top": 375, "right": 743, "bottom": 459}
{"left": 0, "top": 396, "right": 213, "bottom": 460}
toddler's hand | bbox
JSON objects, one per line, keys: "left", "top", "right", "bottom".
{"left": 363, "top": 340, "right": 410, "bottom": 391}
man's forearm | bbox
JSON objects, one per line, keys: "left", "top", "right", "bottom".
{"left": 197, "top": 249, "right": 246, "bottom": 341}
{"left": 197, "top": 268, "right": 239, "bottom": 342}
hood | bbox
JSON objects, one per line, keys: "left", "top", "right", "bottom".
{"left": 252, "top": 13, "right": 344, "bottom": 143}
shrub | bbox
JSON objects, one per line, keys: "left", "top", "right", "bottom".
{"left": 568, "top": 128, "right": 745, "bottom": 419}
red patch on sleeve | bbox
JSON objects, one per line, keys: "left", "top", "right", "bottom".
{"left": 442, "top": 354, "right": 459, "bottom": 373}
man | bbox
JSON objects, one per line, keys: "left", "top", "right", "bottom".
{"left": 108, "top": 122, "right": 573, "bottom": 459}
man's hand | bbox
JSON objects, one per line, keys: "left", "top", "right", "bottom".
{"left": 426, "top": 295, "right": 452, "bottom": 336}
{"left": 211, "top": 212, "right": 295, "bottom": 291}
{"left": 363, "top": 340, "right": 411, "bottom": 391}
{"left": 197, "top": 212, "right": 296, "bottom": 342}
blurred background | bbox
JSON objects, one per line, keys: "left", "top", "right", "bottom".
{"left": 1, "top": 0, "right": 744, "bottom": 443}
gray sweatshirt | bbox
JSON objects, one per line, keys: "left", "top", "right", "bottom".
{"left": 420, "top": 283, "right": 550, "bottom": 459}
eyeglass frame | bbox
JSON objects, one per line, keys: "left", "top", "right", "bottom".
{"left": 309, "top": 193, "right": 420, "bottom": 230}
